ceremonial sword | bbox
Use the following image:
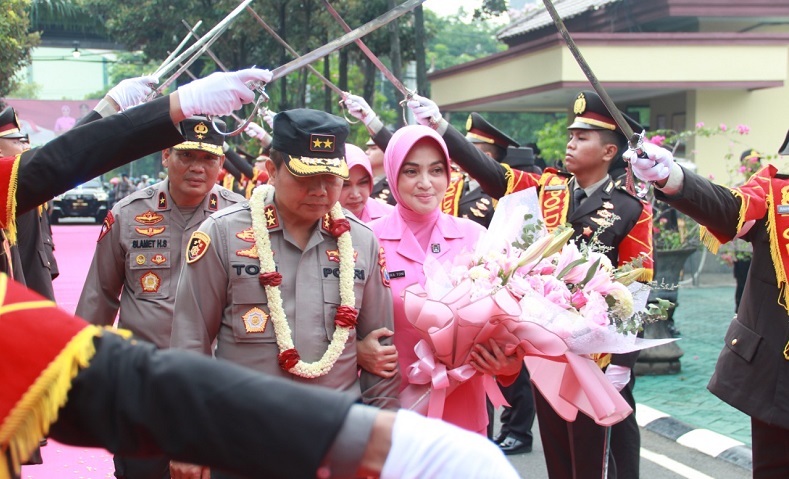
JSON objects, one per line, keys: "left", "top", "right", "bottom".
{"left": 210, "top": 0, "right": 427, "bottom": 136}
{"left": 148, "top": 0, "right": 253, "bottom": 98}
{"left": 246, "top": 6, "right": 345, "bottom": 98}
{"left": 542, "top": 0, "right": 646, "bottom": 196}
{"left": 321, "top": 0, "right": 412, "bottom": 101}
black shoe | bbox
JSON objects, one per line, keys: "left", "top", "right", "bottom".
{"left": 492, "top": 431, "right": 507, "bottom": 445}
{"left": 498, "top": 436, "right": 532, "bottom": 455}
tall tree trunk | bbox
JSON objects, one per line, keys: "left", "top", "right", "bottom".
{"left": 414, "top": 5, "right": 428, "bottom": 96}
{"left": 362, "top": 58, "right": 376, "bottom": 107}
{"left": 323, "top": 45, "right": 332, "bottom": 113}
{"left": 387, "top": 0, "right": 403, "bottom": 128}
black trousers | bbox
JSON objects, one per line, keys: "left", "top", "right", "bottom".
{"left": 497, "top": 365, "right": 536, "bottom": 445}
{"left": 751, "top": 417, "right": 789, "bottom": 478}
{"left": 535, "top": 374, "right": 639, "bottom": 479}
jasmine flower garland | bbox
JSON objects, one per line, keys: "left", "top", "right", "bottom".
{"left": 249, "top": 185, "right": 357, "bottom": 378}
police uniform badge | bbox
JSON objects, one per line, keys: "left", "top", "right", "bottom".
{"left": 236, "top": 227, "right": 256, "bottom": 242}
{"left": 140, "top": 271, "right": 161, "bottom": 292}
{"left": 186, "top": 231, "right": 211, "bottom": 264}
{"left": 378, "top": 247, "right": 390, "bottom": 288}
{"left": 158, "top": 192, "right": 168, "bottom": 209}
{"left": 97, "top": 211, "right": 115, "bottom": 242}
{"left": 135, "top": 226, "right": 165, "bottom": 237}
{"left": 236, "top": 244, "right": 259, "bottom": 259}
{"left": 135, "top": 210, "right": 164, "bottom": 225}
{"left": 242, "top": 307, "right": 269, "bottom": 333}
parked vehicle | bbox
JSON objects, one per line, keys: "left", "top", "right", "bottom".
{"left": 51, "top": 177, "right": 109, "bottom": 224}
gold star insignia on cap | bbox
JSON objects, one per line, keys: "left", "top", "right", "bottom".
{"left": 310, "top": 134, "right": 336, "bottom": 153}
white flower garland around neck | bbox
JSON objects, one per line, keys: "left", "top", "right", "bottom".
{"left": 249, "top": 184, "right": 357, "bottom": 378}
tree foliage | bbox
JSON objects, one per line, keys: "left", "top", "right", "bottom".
{"left": 0, "top": 0, "right": 40, "bottom": 100}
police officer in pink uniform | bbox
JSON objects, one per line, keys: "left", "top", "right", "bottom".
{"left": 369, "top": 125, "right": 522, "bottom": 434}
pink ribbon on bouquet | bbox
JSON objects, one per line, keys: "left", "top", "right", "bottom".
{"left": 406, "top": 339, "right": 477, "bottom": 418}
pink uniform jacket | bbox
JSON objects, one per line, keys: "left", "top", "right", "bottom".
{"left": 358, "top": 197, "right": 393, "bottom": 223}
{"left": 369, "top": 125, "right": 488, "bottom": 432}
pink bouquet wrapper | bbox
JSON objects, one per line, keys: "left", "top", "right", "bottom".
{"left": 400, "top": 279, "right": 639, "bottom": 426}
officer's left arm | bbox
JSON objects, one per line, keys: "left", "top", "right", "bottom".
{"left": 170, "top": 218, "right": 227, "bottom": 354}
{"left": 356, "top": 232, "right": 401, "bottom": 410}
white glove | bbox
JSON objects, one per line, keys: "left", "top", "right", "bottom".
{"left": 381, "top": 410, "right": 520, "bottom": 479}
{"left": 406, "top": 94, "right": 442, "bottom": 127}
{"left": 343, "top": 93, "right": 377, "bottom": 126}
{"left": 177, "top": 68, "right": 273, "bottom": 118}
{"left": 261, "top": 109, "right": 276, "bottom": 130}
{"left": 244, "top": 122, "right": 268, "bottom": 141}
{"left": 623, "top": 141, "right": 674, "bottom": 183}
{"left": 604, "top": 364, "right": 631, "bottom": 392}
{"left": 107, "top": 75, "right": 158, "bottom": 111}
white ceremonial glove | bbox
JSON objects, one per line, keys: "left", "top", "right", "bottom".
{"left": 623, "top": 141, "right": 675, "bottom": 183}
{"left": 604, "top": 364, "right": 631, "bottom": 392}
{"left": 107, "top": 75, "right": 158, "bottom": 111}
{"left": 244, "top": 122, "right": 268, "bottom": 141}
{"left": 343, "top": 93, "right": 378, "bottom": 126}
{"left": 177, "top": 68, "right": 273, "bottom": 118}
{"left": 261, "top": 109, "right": 276, "bottom": 130}
{"left": 381, "top": 410, "right": 520, "bottom": 479}
{"left": 406, "top": 93, "right": 442, "bottom": 128}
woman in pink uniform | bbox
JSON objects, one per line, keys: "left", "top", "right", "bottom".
{"left": 369, "top": 125, "right": 521, "bottom": 434}
{"left": 340, "top": 143, "right": 394, "bottom": 223}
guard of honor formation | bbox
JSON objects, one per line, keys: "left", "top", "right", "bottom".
{"left": 4, "top": 65, "right": 789, "bottom": 479}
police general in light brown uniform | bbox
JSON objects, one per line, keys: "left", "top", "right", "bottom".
{"left": 170, "top": 109, "right": 399, "bottom": 404}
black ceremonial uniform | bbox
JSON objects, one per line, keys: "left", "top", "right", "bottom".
{"left": 0, "top": 96, "right": 182, "bottom": 277}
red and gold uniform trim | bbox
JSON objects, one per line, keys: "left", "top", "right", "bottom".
{"left": 0, "top": 156, "right": 20, "bottom": 244}
{"left": 0, "top": 274, "right": 104, "bottom": 478}
{"left": 618, "top": 201, "right": 654, "bottom": 282}
{"left": 538, "top": 170, "right": 571, "bottom": 232}
{"left": 441, "top": 172, "right": 465, "bottom": 216}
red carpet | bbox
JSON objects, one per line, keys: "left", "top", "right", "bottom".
{"left": 22, "top": 223, "right": 117, "bottom": 479}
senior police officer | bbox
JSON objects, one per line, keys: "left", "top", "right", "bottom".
{"left": 76, "top": 116, "right": 244, "bottom": 479}
{"left": 170, "top": 109, "right": 400, "bottom": 479}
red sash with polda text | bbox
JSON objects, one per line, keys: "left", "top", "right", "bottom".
{"left": 538, "top": 170, "right": 571, "bottom": 232}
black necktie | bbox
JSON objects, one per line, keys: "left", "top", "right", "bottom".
{"left": 573, "top": 189, "right": 586, "bottom": 211}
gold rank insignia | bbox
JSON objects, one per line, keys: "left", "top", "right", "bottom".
{"left": 194, "top": 121, "right": 209, "bottom": 140}
{"left": 135, "top": 226, "right": 166, "bottom": 237}
{"left": 136, "top": 254, "right": 146, "bottom": 265}
{"left": 309, "top": 134, "right": 336, "bottom": 153}
{"left": 158, "top": 192, "right": 167, "bottom": 209}
{"left": 140, "top": 271, "right": 161, "bottom": 292}
{"left": 135, "top": 210, "right": 164, "bottom": 225}
{"left": 264, "top": 205, "right": 279, "bottom": 229}
{"left": 242, "top": 307, "right": 269, "bottom": 333}
{"left": 321, "top": 214, "right": 332, "bottom": 233}
{"left": 236, "top": 227, "right": 256, "bottom": 242}
{"left": 186, "top": 231, "right": 211, "bottom": 264}
{"left": 236, "top": 244, "right": 259, "bottom": 259}
{"left": 574, "top": 92, "right": 587, "bottom": 115}
{"left": 151, "top": 253, "right": 167, "bottom": 265}
{"left": 209, "top": 193, "right": 218, "bottom": 210}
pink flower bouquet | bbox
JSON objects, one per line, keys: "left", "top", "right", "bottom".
{"left": 400, "top": 188, "right": 674, "bottom": 426}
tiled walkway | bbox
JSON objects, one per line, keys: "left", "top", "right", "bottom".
{"left": 634, "top": 282, "right": 752, "bottom": 446}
